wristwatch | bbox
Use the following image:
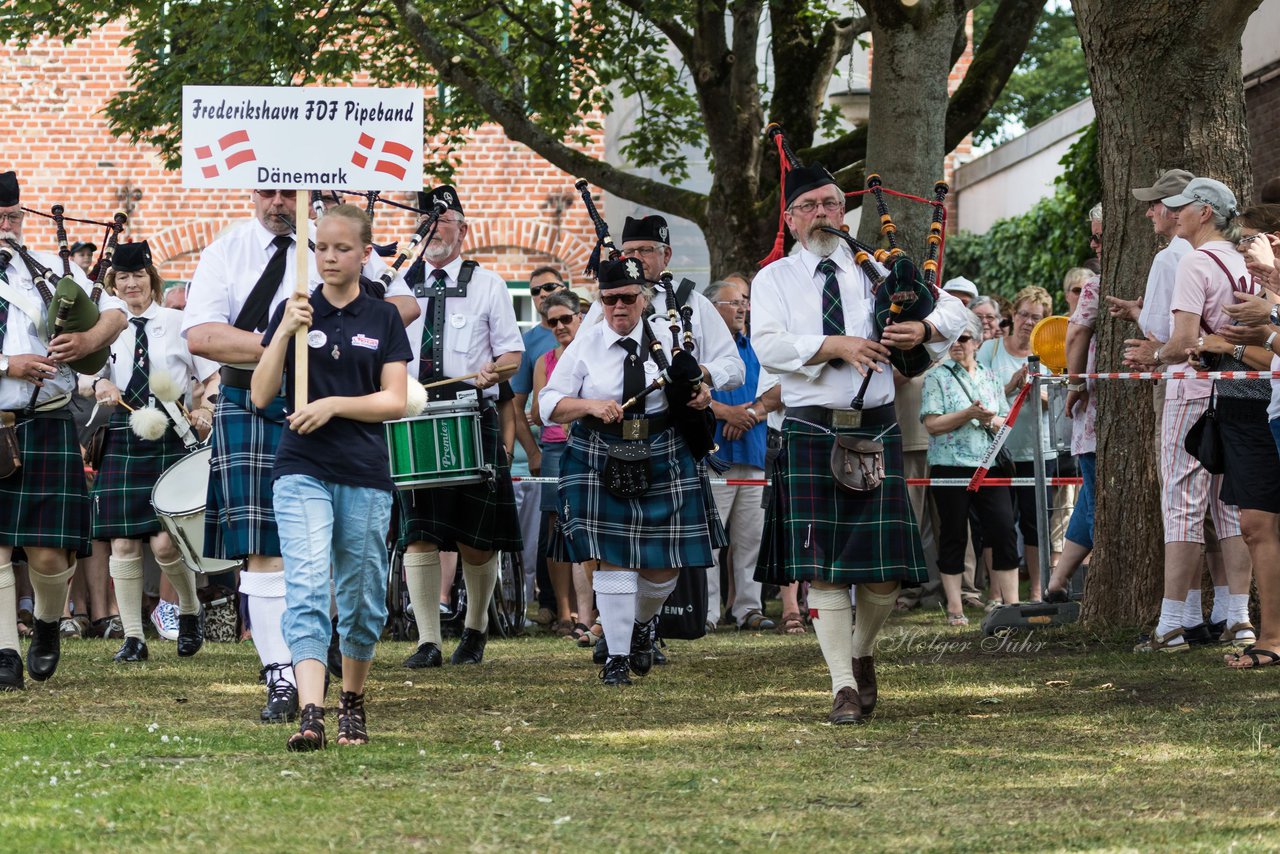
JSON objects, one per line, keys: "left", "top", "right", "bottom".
{"left": 1270, "top": 304, "right": 1280, "bottom": 327}
{"left": 1267, "top": 331, "right": 1278, "bottom": 353}
{"left": 0, "top": 356, "right": 8, "bottom": 377}
{"left": 1066, "top": 382, "right": 1086, "bottom": 392}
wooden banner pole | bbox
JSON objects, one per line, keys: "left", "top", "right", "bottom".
{"left": 293, "top": 193, "right": 310, "bottom": 412}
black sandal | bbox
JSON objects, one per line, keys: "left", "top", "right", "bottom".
{"left": 336, "top": 691, "right": 368, "bottom": 745}
{"left": 286, "top": 704, "right": 326, "bottom": 752}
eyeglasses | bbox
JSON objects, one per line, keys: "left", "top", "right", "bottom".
{"left": 256, "top": 190, "right": 297, "bottom": 199}
{"left": 546, "top": 314, "right": 576, "bottom": 327}
{"left": 713, "top": 299, "right": 749, "bottom": 308}
{"left": 1088, "top": 233, "right": 1102, "bottom": 245}
{"left": 600, "top": 292, "right": 640, "bottom": 306}
{"left": 530, "top": 282, "right": 564, "bottom": 296}
{"left": 1070, "top": 287, "right": 1083, "bottom": 295}
{"left": 625, "top": 246, "right": 663, "bottom": 257}
{"left": 0, "top": 211, "right": 24, "bottom": 223}
{"left": 788, "top": 200, "right": 844, "bottom": 215}
{"left": 1015, "top": 310, "right": 1045, "bottom": 323}
{"left": 957, "top": 336, "right": 974, "bottom": 344}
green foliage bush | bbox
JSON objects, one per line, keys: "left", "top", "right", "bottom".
{"left": 945, "top": 122, "right": 1099, "bottom": 310}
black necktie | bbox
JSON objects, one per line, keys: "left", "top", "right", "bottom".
{"left": 818, "top": 258, "right": 846, "bottom": 367}
{"left": 124, "top": 317, "right": 150, "bottom": 407}
{"left": 418, "top": 268, "right": 448, "bottom": 380}
{"left": 620, "top": 337, "right": 644, "bottom": 407}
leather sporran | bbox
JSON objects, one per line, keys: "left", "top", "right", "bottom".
{"left": 84, "top": 424, "right": 108, "bottom": 472}
{"left": 830, "top": 435, "right": 884, "bottom": 493}
{"left": 0, "top": 414, "right": 20, "bottom": 480}
{"left": 602, "top": 442, "right": 651, "bottom": 499}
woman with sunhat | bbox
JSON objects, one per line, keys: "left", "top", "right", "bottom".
{"left": 87, "top": 240, "right": 219, "bottom": 663}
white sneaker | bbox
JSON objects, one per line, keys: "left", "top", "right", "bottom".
{"left": 150, "top": 600, "right": 180, "bottom": 641}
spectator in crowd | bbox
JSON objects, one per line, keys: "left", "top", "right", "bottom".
{"left": 1062, "top": 267, "right": 1092, "bottom": 316}
{"left": 978, "top": 285, "right": 1055, "bottom": 603}
{"left": 970, "top": 296, "right": 1003, "bottom": 341}
{"left": 704, "top": 278, "right": 782, "bottom": 632}
{"left": 163, "top": 282, "right": 188, "bottom": 311}
{"left": 530, "top": 291, "right": 587, "bottom": 637}
{"left": 921, "top": 311, "right": 1019, "bottom": 624}
{"left": 69, "top": 240, "right": 96, "bottom": 274}
{"left": 943, "top": 276, "right": 979, "bottom": 308}
{"left": 1124, "top": 177, "right": 1254, "bottom": 651}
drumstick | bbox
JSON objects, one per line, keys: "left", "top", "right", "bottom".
{"left": 420, "top": 362, "right": 518, "bottom": 390}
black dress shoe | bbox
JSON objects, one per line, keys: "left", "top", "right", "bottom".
{"left": 1209, "top": 619, "right": 1227, "bottom": 642}
{"left": 600, "top": 655, "right": 632, "bottom": 686}
{"left": 449, "top": 628, "right": 487, "bottom": 665}
{"left": 27, "top": 618, "right": 61, "bottom": 682}
{"left": 1044, "top": 588, "right": 1070, "bottom": 604}
{"left": 113, "top": 637, "right": 149, "bottom": 662}
{"left": 592, "top": 633, "right": 608, "bottom": 665}
{"left": 176, "top": 609, "right": 205, "bottom": 658}
{"left": 260, "top": 663, "right": 299, "bottom": 724}
{"left": 1182, "top": 622, "right": 1217, "bottom": 647}
{"left": 327, "top": 615, "right": 343, "bottom": 678}
{"left": 652, "top": 637, "right": 668, "bottom": 666}
{"left": 402, "top": 642, "right": 443, "bottom": 668}
{"left": 629, "top": 618, "right": 656, "bottom": 677}
{"left": 828, "top": 686, "right": 863, "bottom": 725}
{"left": 0, "top": 648, "right": 23, "bottom": 691}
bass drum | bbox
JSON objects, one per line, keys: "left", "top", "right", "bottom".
{"left": 151, "top": 446, "right": 240, "bottom": 575}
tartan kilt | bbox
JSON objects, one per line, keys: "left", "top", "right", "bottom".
{"left": 205, "top": 387, "right": 286, "bottom": 560}
{"left": 755, "top": 416, "right": 927, "bottom": 587}
{"left": 557, "top": 423, "right": 713, "bottom": 570}
{"left": 697, "top": 460, "right": 729, "bottom": 550}
{"left": 92, "top": 411, "right": 190, "bottom": 539}
{"left": 0, "top": 409, "right": 90, "bottom": 552}
{"left": 397, "top": 403, "right": 522, "bottom": 553}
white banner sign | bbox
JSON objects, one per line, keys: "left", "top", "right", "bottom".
{"left": 180, "top": 85, "right": 423, "bottom": 190}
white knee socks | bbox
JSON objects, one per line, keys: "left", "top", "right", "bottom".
{"left": 109, "top": 556, "right": 146, "bottom": 640}
{"left": 0, "top": 563, "right": 19, "bottom": 650}
{"left": 808, "top": 586, "right": 855, "bottom": 696}
{"left": 593, "top": 571, "right": 638, "bottom": 658}
{"left": 636, "top": 575, "right": 678, "bottom": 624}
{"left": 159, "top": 557, "right": 201, "bottom": 616}
{"left": 462, "top": 555, "right": 499, "bottom": 633}
{"left": 852, "top": 585, "right": 898, "bottom": 659}
{"left": 240, "top": 570, "right": 294, "bottom": 685}
{"left": 30, "top": 563, "right": 75, "bottom": 623}
{"left": 403, "top": 550, "right": 443, "bottom": 647}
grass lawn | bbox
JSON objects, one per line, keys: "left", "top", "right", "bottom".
{"left": 2, "top": 610, "right": 1279, "bottom": 852}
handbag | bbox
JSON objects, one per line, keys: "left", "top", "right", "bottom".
{"left": 1184, "top": 383, "right": 1225, "bottom": 474}
{"left": 602, "top": 442, "right": 651, "bottom": 499}
{"left": 658, "top": 567, "right": 707, "bottom": 641}
{"left": 830, "top": 434, "right": 885, "bottom": 493}
{"left": 0, "top": 414, "right": 20, "bottom": 480}
{"left": 946, "top": 364, "right": 1015, "bottom": 476}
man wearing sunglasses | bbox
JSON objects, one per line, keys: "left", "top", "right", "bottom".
{"left": 751, "top": 163, "right": 968, "bottom": 726}
{"left": 397, "top": 185, "right": 524, "bottom": 672}
{"left": 182, "top": 187, "right": 419, "bottom": 723}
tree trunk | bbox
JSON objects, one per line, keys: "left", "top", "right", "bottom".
{"left": 1071, "top": 0, "right": 1261, "bottom": 626}
{"left": 859, "top": 2, "right": 966, "bottom": 258}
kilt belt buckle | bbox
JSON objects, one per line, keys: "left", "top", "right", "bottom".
{"left": 0, "top": 412, "right": 13, "bottom": 427}
{"left": 831, "top": 409, "right": 861, "bottom": 429}
{"left": 621, "top": 417, "right": 649, "bottom": 441}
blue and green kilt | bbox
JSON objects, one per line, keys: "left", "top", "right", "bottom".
{"left": 558, "top": 423, "right": 713, "bottom": 570}
{"left": 92, "top": 411, "right": 190, "bottom": 539}
{"left": 755, "top": 415, "right": 927, "bottom": 586}
{"left": 696, "top": 459, "right": 729, "bottom": 550}
{"left": 397, "top": 403, "right": 522, "bottom": 553}
{"left": 205, "top": 387, "right": 286, "bottom": 560}
{"left": 0, "top": 409, "right": 90, "bottom": 552}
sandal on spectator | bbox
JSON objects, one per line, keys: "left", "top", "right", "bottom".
{"left": 1225, "top": 646, "right": 1280, "bottom": 669}
{"left": 551, "top": 619, "right": 575, "bottom": 637}
{"left": 16, "top": 608, "right": 34, "bottom": 639}
{"left": 739, "top": 609, "right": 776, "bottom": 631}
{"left": 570, "top": 622, "right": 592, "bottom": 644}
{"left": 946, "top": 612, "right": 969, "bottom": 627}
{"left": 779, "top": 612, "right": 806, "bottom": 635}
{"left": 336, "top": 691, "right": 368, "bottom": 745}
{"left": 1133, "top": 627, "right": 1189, "bottom": 653}
{"left": 286, "top": 704, "right": 326, "bottom": 752}
{"left": 1220, "top": 621, "right": 1257, "bottom": 649}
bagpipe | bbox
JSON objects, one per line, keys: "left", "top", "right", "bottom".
{"left": 575, "top": 180, "right": 717, "bottom": 461}
{"left": 0, "top": 238, "right": 109, "bottom": 376}
{"left": 761, "top": 124, "right": 949, "bottom": 385}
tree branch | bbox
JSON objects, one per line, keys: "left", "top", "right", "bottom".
{"left": 944, "top": 0, "right": 1044, "bottom": 151}
{"left": 393, "top": 0, "right": 707, "bottom": 223}
{"left": 615, "top": 0, "right": 695, "bottom": 59}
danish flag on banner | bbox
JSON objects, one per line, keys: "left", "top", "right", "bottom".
{"left": 350, "top": 133, "right": 414, "bottom": 180}
{"left": 193, "top": 130, "right": 256, "bottom": 178}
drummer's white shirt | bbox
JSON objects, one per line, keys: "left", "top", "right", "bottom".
{"left": 539, "top": 314, "right": 675, "bottom": 420}
{"left": 403, "top": 255, "right": 524, "bottom": 400}
{"left": 95, "top": 302, "right": 219, "bottom": 405}
{"left": 0, "top": 247, "right": 127, "bottom": 410}
{"left": 752, "top": 244, "right": 967, "bottom": 410}
{"left": 582, "top": 281, "right": 744, "bottom": 392}
{"left": 180, "top": 218, "right": 414, "bottom": 355}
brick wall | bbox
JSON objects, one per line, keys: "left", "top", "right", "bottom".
{"left": 0, "top": 21, "right": 604, "bottom": 287}
{"left": 1247, "top": 71, "right": 1280, "bottom": 192}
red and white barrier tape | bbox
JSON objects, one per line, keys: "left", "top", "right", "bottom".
{"left": 1061, "top": 370, "right": 1277, "bottom": 380}
{"left": 509, "top": 476, "right": 1084, "bottom": 488}
{"left": 968, "top": 381, "right": 1033, "bottom": 492}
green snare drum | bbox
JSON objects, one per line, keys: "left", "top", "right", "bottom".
{"left": 385, "top": 400, "right": 487, "bottom": 489}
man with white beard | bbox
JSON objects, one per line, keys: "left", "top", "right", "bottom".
{"left": 751, "top": 164, "right": 967, "bottom": 725}
{"left": 398, "top": 185, "right": 524, "bottom": 669}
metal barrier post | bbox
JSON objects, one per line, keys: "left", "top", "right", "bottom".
{"left": 1029, "top": 355, "right": 1052, "bottom": 597}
